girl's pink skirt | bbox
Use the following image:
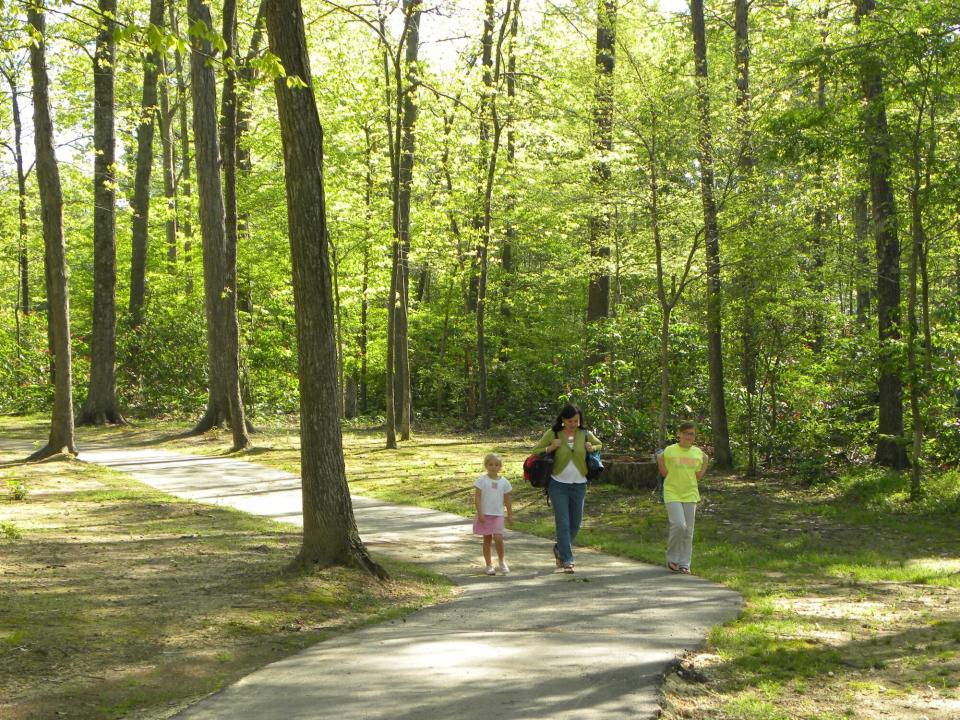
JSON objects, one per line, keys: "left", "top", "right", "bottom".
{"left": 472, "top": 514, "right": 505, "bottom": 536}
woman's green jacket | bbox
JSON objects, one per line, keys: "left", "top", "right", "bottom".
{"left": 532, "top": 428, "right": 602, "bottom": 477}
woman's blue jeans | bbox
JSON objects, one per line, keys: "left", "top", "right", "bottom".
{"left": 548, "top": 479, "right": 587, "bottom": 566}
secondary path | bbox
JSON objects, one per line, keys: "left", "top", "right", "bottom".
{"left": 71, "top": 445, "right": 740, "bottom": 720}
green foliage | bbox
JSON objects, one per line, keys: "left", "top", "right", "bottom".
{"left": 6, "top": 480, "right": 28, "bottom": 501}
{"left": 3, "top": 0, "right": 960, "bottom": 504}
{"left": 0, "top": 521, "right": 22, "bottom": 540}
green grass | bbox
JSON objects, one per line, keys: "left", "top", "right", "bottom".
{"left": 4, "top": 416, "right": 959, "bottom": 720}
{"left": 0, "top": 432, "right": 454, "bottom": 720}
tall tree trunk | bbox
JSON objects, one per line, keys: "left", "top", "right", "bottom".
{"left": 854, "top": 189, "right": 872, "bottom": 323}
{"left": 855, "top": 0, "right": 906, "bottom": 468}
{"left": 265, "top": 0, "right": 385, "bottom": 577}
{"left": 474, "top": 0, "right": 495, "bottom": 426}
{"left": 79, "top": 0, "right": 124, "bottom": 426}
{"left": 395, "top": 0, "right": 420, "bottom": 441}
{"left": 331, "top": 234, "right": 346, "bottom": 418}
{"left": 498, "top": 0, "right": 519, "bottom": 370}
{"left": 129, "top": 0, "right": 165, "bottom": 327}
{"left": 475, "top": 0, "right": 514, "bottom": 428}
{"left": 690, "top": 0, "right": 733, "bottom": 468}
{"left": 908, "top": 152, "right": 924, "bottom": 499}
{"left": 27, "top": 4, "right": 76, "bottom": 460}
{"left": 189, "top": 0, "right": 250, "bottom": 450}
{"left": 158, "top": 53, "right": 178, "bottom": 269}
{"left": 360, "top": 126, "right": 373, "bottom": 415}
{"left": 586, "top": 0, "right": 616, "bottom": 366}
{"left": 734, "top": 0, "right": 757, "bottom": 475}
{"left": 4, "top": 68, "right": 30, "bottom": 317}
{"left": 171, "top": 3, "right": 194, "bottom": 293}
{"left": 808, "top": 3, "right": 828, "bottom": 352}
{"left": 467, "top": 0, "right": 495, "bottom": 315}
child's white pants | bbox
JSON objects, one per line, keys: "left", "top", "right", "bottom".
{"left": 666, "top": 501, "right": 697, "bottom": 569}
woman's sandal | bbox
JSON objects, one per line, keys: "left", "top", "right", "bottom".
{"left": 679, "top": 567, "right": 692, "bottom": 575}
{"left": 667, "top": 562, "right": 681, "bottom": 573}
{"left": 563, "top": 564, "right": 575, "bottom": 574}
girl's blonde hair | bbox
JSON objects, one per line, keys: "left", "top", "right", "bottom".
{"left": 484, "top": 452, "right": 502, "bottom": 465}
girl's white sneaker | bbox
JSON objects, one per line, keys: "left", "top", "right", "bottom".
{"left": 497, "top": 561, "right": 510, "bottom": 574}
{"left": 485, "top": 565, "right": 496, "bottom": 575}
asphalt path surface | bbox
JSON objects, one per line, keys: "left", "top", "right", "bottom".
{"left": 5, "top": 438, "right": 741, "bottom": 719}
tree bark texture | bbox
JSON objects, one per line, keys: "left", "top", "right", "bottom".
{"left": 690, "top": 0, "right": 733, "bottom": 468}
{"left": 171, "top": 3, "right": 194, "bottom": 291}
{"left": 158, "top": 53, "right": 178, "bottom": 268}
{"left": 28, "top": 4, "right": 76, "bottom": 459}
{"left": 129, "top": 0, "right": 165, "bottom": 327}
{"left": 586, "top": 0, "right": 616, "bottom": 352}
{"left": 265, "top": 0, "right": 384, "bottom": 577}
{"left": 395, "top": 0, "right": 420, "bottom": 440}
{"left": 188, "top": 0, "right": 250, "bottom": 450}
{"left": 80, "top": 0, "right": 124, "bottom": 426}
{"left": 735, "top": 0, "right": 757, "bottom": 475}
{"left": 855, "top": 0, "right": 907, "bottom": 468}
{"left": 4, "top": 70, "right": 30, "bottom": 316}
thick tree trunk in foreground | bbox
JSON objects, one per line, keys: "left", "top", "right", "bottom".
{"left": 265, "top": 0, "right": 384, "bottom": 577}
{"left": 690, "top": 0, "right": 732, "bottom": 468}
{"left": 28, "top": 4, "right": 76, "bottom": 459}
{"left": 855, "top": 0, "right": 907, "bottom": 469}
{"left": 188, "top": 0, "right": 250, "bottom": 450}
{"left": 80, "top": 0, "right": 125, "bottom": 426}
{"left": 129, "top": 0, "right": 165, "bottom": 327}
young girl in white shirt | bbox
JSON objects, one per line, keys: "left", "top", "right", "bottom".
{"left": 473, "top": 453, "right": 513, "bottom": 575}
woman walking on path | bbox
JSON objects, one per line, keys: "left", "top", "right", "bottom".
{"left": 532, "top": 404, "right": 601, "bottom": 573}
{"left": 657, "top": 421, "right": 710, "bottom": 575}
{"left": 473, "top": 453, "right": 513, "bottom": 575}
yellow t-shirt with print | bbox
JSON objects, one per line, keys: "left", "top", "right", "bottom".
{"left": 662, "top": 443, "right": 705, "bottom": 503}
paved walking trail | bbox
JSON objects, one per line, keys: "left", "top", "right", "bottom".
{"left": 19, "top": 439, "right": 741, "bottom": 719}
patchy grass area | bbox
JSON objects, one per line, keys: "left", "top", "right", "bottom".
{"left": 3, "top": 416, "right": 959, "bottom": 719}
{"left": 0, "top": 424, "right": 452, "bottom": 720}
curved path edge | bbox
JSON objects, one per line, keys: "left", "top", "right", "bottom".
{"left": 32, "top": 441, "right": 740, "bottom": 719}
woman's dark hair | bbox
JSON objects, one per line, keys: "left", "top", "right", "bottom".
{"left": 552, "top": 404, "right": 585, "bottom": 432}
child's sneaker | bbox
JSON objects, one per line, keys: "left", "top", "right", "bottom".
{"left": 497, "top": 561, "right": 510, "bottom": 575}
{"left": 485, "top": 565, "right": 496, "bottom": 575}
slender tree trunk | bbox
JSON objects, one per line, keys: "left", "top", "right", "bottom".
{"left": 171, "top": 3, "right": 194, "bottom": 293}
{"left": 4, "top": 69, "right": 30, "bottom": 317}
{"left": 129, "top": 0, "right": 165, "bottom": 327}
{"left": 854, "top": 189, "right": 872, "bottom": 323}
{"left": 809, "top": 3, "right": 828, "bottom": 352}
{"left": 395, "top": 0, "right": 420, "bottom": 441}
{"left": 331, "top": 235, "right": 346, "bottom": 419}
{"left": 474, "top": 0, "right": 495, "bottom": 426}
{"left": 855, "top": 0, "right": 906, "bottom": 468}
{"left": 360, "top": 127, "right": 373, "bottom": 415}
{"left": 735, "top": 0, "right": 757, "bottom": 475}
{"left": 80, "top": 0, "right": 124, "bottom": 426}
{"left": 498, "top": 0, "right": 519, "bottom": 370}
{"left": 908, "top": 163, "right": 923, "bottom": 499}
{"left": 467, "top": 1, "right": 496, "bottom": 316}
{"left": 690, "top": 0, "right": 732, "bottom": 468}
{"left": 266, "top": 0, "right": 385, "bottom": 577}
{"left": 27, "top": 4, "right": 76, "bottom": 460}
{"left": 158, "top": 53, "right": 178, "bottom": 269}
{"left": 586, "top": 0, "right": 616, "bottom": 366}
{"left": 189, "top": 0, "right": 250, "bottom": 450}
